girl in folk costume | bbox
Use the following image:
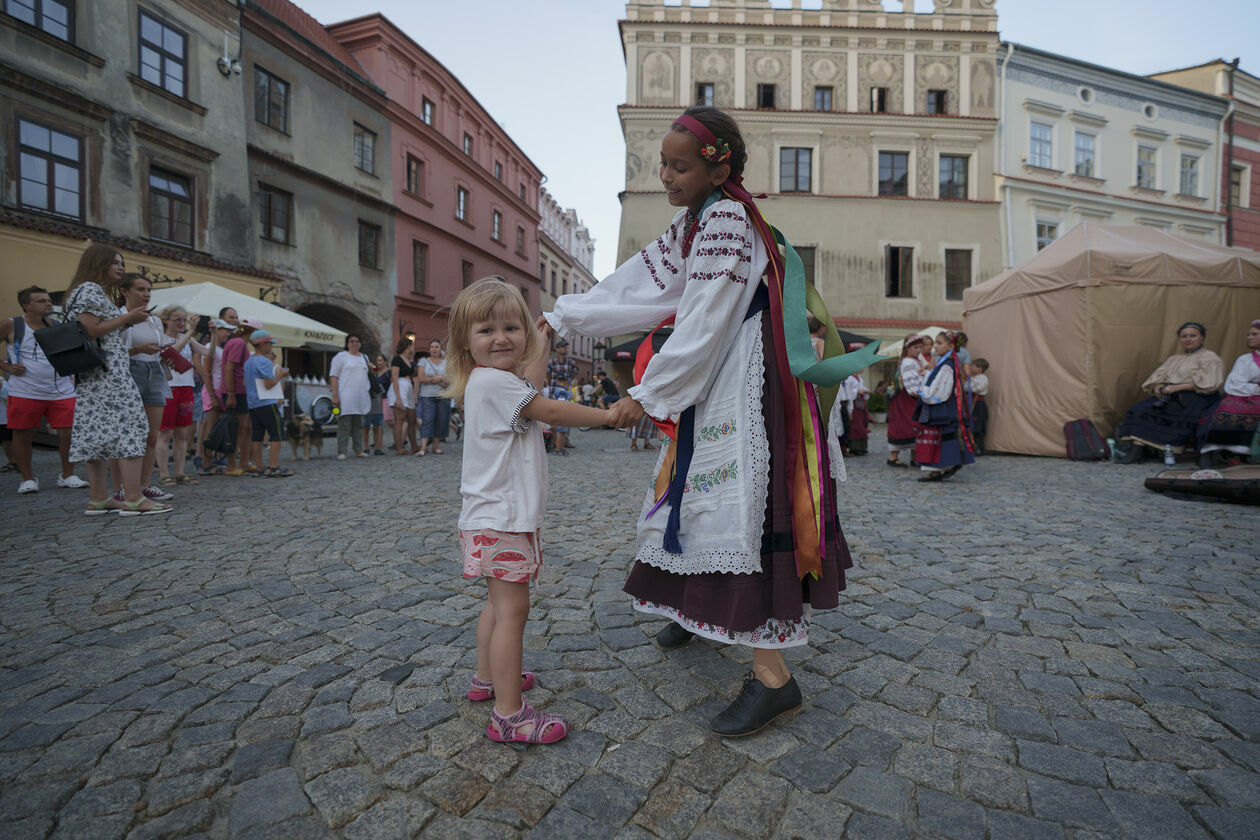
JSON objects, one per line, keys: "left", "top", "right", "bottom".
{"left": 886, "top": 334, "right": 930, "bottom": 467}
{"left": 1197, "top": 318, "right": 1260, "bottom": 466}
{"left": 914, "top": 331, "right": 976, "bottom": 482}
{"left": 541, "top": 106, "right": 880, "bottom": 736}
{"left": 840, "top": 374, "right": 871, "bottom": 456}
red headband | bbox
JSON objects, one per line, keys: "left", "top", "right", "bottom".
{"left": 673, "top": 115, "right": 733, "bottom": 165}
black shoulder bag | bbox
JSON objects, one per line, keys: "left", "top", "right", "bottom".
{"left": 33, "top": 286, "right": 108, "bottom": 377}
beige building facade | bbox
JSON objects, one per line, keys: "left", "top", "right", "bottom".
{"left": 539, "top": 187, "right": 598, "bottom": 380}
{"left": 617, "top": 0, "right": 1004, "bottom": 345}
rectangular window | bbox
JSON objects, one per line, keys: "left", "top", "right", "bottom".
{"left": 757, "top": 84, "right": 776, "bottom": 109}
{"left": 795, "top": 246, "right": 816, "bottom": 287}
{"left": 813, "top": 86, "right": 833, "bottom": 111}
{"left": 463, "top": 133, "right": 473, "bottom": 156}
{"left": 885, "top": 245, "right": 913, "bottom": 298}
{"left": 1179, "top": 154, "right": 1199, "bottom": 196}
{"left": 149, "top": 167, "right": 193, "bottom": 246}
{"left": 516, "top": 225, "right": 525, "bottom": 254}
{"left": 878, "top": 151, "right": 909, "bottom": 196}
{"left": 1073, "top": 132, "right": 1095, "bottom": 178}
{"left": 1231, "top": 164, "right": 1247, "bottom": 208}
{"left": 539, "top": 261, "right": 546, "bottom": 284}
{"left": 405, "top": 155, "right": 423, "bottom": 195}
{"left": 519, "top": 183, "right": 526, "bottom": 201}
{"left": 456, "top": 186, "right": 468, "bottom": 220}
{"left": 353, "top": 123, "right": 376, "bottom": 175}
{"left": 939, "top": 155, "right": 968, "bottom": 199}
{"left": 139, "top": 11, "right": 187, "bottom": 97}
{"left": 550, "top": 269, "right": 556, "bottom": 296}
{"left": 421, "top": 98, "right": 434, "bottom": 126}
{"left": 1029, "top": 122, "right": 1053, "bottom": 168}
{"left": 5, "top": 0, "right": 72, "bottom": 41}
{"left": 562, "top": 275, "right": 568, "bottom": 295}
{"left": 358, "top": 220, "right": 380, "bottom": 269}
{"left": 492, "top": 210, "right": 502, "bottom": 241}
{"left": 494, "top": 161, "right": 502, "bottom": 181}
{"left": 1035, "top": 221, "right": 1058, "bottom": 251}
{"left": 944, "top": 248, "right": 971, "bottom": 301}
{"left": 257, "top": 184, "right": 292, "bottom": 245}
{"left": 461, "top": 260, "right": 473, "bottom": 288}
{"left": 412, "top": 240, "right": 427, "bottom": 294}
{"left": 870, "top": 87, "right": 888, "bottom": 113}
{"left": 253, "top": 66, "right": 289, "bottom": 134}
{"left": 779, "top": 147, "right": 812, "bottom": 193}
{"left": 926, "top": 89, "right": 948, "bottom": 115}
{"left": 17, "top": 118, "right": 82, "bottom": 220}
{"left": 1137, "top": 145, "right": 1157, "bottom": 189}
{"left": 696, "top": 82, "right": 715, "bottom": 106}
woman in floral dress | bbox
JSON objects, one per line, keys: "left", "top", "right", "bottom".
{"left": 65, "top": 244, "right": 171, "bottom": 515}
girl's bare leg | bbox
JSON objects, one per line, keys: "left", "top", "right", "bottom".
{"left": 486, "top": 578, "right": 530, "bottom": 718}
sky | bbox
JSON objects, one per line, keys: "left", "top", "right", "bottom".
{"left": 297, "top": 0, "right": 1260, "bottom": 278}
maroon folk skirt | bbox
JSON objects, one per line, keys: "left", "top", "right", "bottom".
{"left": 623, "top": 313, "right": 853, "bottom": 633}
{"left": 886, "top": 389, "right": 921, "bottom": 446}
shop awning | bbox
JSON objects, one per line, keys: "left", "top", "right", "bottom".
{"left": 147, "top": 282, "right": 346, "bottom": 348}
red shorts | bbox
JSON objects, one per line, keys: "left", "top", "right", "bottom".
{"left": 6, "top": 396, "right": 75, "bottom": 430}
{"left": 161, "top": 386, "right": 195, "bottom": 430}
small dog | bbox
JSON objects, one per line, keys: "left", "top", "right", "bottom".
{"left": 286, "top": 413, "right": 323, "bottom": 460}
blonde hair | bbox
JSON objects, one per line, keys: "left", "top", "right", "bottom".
{"left": 442, "top": 276, "right": 542, "bottom": 402}
{"left": 157, "top": 305, "right": 187, "bottom": 323}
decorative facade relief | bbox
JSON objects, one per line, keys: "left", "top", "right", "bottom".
{"left": 639, "top": 48, "right": 679, "bottom": 105}
{"left": 745, "top": 50, "right": 792, "bottom": 108}
{"left": 691, "top": 48, "right": 736, "bottom": 107}
{"left": 916, "top": 137, "right": 933, "bottom": 197}
{"left": 858, "top": 53, "right": 904, "bottom": 112}
{"left": 970, "top": 58, "right": 995, "bottom": 115}
{"left": 801, "top": 51, "right": 847, "bottom": 110}
{"left": 916, "top": 55, "right": 959, "bottom": 112}
{"left": 625, "top": 127, "right": 666, "bottom": 191}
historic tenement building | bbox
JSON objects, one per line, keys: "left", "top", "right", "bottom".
{"left": 326, "top": 13, "right": 544, "bottom": 349}
{"left": 1151, "top": 60, "right": 1260, "bottom": 253}
{"left": 999, "top": 44, "right": 1229, "bottom": 267}
{"left": 242, "top": 0, "right": 396, "bottom": 360}
{"left": 0, "top": 0, "right": 281, "bottom": 309}
{"left": 618, "top": 0, "right": 1004, "bottom": 344}
{"left": 538, "top": 187, "right": 598, "bottom": 380}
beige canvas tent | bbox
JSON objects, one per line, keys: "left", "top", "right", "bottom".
{"left": 963, "top": 224, "right": 1260, "bottom": 457}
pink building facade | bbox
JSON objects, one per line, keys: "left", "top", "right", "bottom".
{"left": 328, "top": 15, "right": 543, "bottom": 349}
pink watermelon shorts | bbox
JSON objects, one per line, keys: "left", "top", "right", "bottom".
{"left": 460, "top": 529, "right": 542, "bottom": 583}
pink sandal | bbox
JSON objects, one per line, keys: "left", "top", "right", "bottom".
{"left": 486, "top": 701, "right": 568, "bottom": 744}
{"left": 467, "top": 670, "right": 535, "bottom": 702}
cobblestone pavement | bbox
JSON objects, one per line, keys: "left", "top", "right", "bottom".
{"left": 1, "top": 427, "right": 1257, "bottom": 840}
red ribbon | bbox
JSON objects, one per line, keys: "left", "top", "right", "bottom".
{"left": 633, "top": 317, "right": 678, "bottom": 440}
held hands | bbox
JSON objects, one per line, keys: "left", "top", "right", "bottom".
{"left": 534, "top": 315, "right": 554, "bottom": 340}
{"left": 607, "top": 397, "right": 645, "bottom": 429}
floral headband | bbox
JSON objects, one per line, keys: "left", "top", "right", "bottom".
{"left": 674, "top": 114, "right": 732, "bottom": 165}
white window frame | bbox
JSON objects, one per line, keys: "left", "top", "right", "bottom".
{"left": 936, "top": 152, "right": 971, "bottom": 200}
{"left": 1034, "top": 219, "right": 1059, "bottom": 252}
{"left": 776, "top": 144, "right": 816, "bottom": 194}
{"left": 1029, "top": 121, "right": 1054, "bottom": 169}
{"left": 1178, "top": 154, "right": 1200, "bottom": 197}
{"left": 1073, "top": 131, "right": 1096, "bottom": 178}
{"left": 1232, "top": 163, "right": 1251, "bottom": 209}
{"left": 1136, "top": 144, "right": 1158, "bottom": 190}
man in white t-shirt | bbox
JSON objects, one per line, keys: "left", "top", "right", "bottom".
{"left": 0, "top": 286, "right": 88, "bottom": 493}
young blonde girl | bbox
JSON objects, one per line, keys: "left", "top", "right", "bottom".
{"left": 445, "top": 277, "right": 610, "bottom": 744}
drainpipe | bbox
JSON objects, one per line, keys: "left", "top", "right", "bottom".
{"left": 1225, "top": 58, "right": 1239, "bottom": 246}
{"left": 998, "top": 42, "right": 1015, "bottom": 268}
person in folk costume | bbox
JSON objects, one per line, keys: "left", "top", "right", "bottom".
{"left": 540, "top": 105, "right": 882, "bottom": 736}
{"left": 913, "top": 331, "right": 976, "bottom": 481}
{"left": 886, "top": 333, "right": 930, "bottom": 467}
{"left": 842, "top": 373, "right": 871, "bottom": 456}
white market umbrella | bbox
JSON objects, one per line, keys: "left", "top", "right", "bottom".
{"left": 147, "top": 282, "right": 346, "bottom": 349}
{"left": 880, "top": 325, "right": 951, "bottom": 359}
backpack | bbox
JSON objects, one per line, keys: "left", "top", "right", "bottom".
{"left": 1064, "top": 419, "right": 1110, "bottom": 461}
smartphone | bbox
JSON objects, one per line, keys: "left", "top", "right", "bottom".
{"left": 196, "top": 314, "right": 211, "bottom": 336}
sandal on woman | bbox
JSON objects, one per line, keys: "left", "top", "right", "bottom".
{"left": 84, "top": 498, "right": 123, "bottom": 516}
{"left": 414, "top": 449, "right": 425, "bottom": 457}
{"left": 159, "top": 476, "right": 177, "bottom": 487}
{"left": 262, "top": 467, "right": 294, "bottom": 478}
{"left": 118, "top": 499, "right": 173, "bottom": 516}
{"left": 433, "top": 447, "right": 444, "bottom": 455}
{"left": 1, "top": 462, "right": 18, "bottom": 474}
{"left": 175, "top": 474, "right": 199, "bottom": 485}
{"left": 223, "top": 468, "right": 247, "bottom": 477}
{"left": 486, "top": 701, "right": 568, "bottom": 744}
{"left": 467, "top": 670, "right": 536, "bottom": 702}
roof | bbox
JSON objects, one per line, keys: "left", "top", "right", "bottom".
{"left": 963, "top": 223, "right": 1260, "bottom": 313}
{"left": 247, "top": 0, "right": 379, "bottom": 92}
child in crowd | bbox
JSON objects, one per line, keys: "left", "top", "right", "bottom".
{"left": 914, "top": 331, "right": 976, "bottom": 481}
{"left": 243, "top": 331, "right": 292, "bottom": 477}
{"left": 841, "top": 373, "right": 870, "bottom": 456}
{"left": 365, "top": 354, "right": 387, "bottom": 456}
{"left": 446, "top": 277, "right": 610, "bottom": 745}
{"left": 967, "top": 358, "right": 990, "bottom": 453}
{"left": 887, "top": 334, "right": 930, "bottom": 467}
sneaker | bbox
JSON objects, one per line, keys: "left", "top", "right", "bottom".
{"left": 337, "top": 454, "right": 347, "bottom": 461}
{"left": 144, "top": 485, "right": 174, "bottom": 501}
{"left": 57, "top": 475, "right": 89, "bottom": 489}
{"left": 17, "top": 479, "right": 39, "bottom": 494}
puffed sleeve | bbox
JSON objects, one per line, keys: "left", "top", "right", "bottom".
{"left": 628, "top": 202, "right": 765, "bottom": 420}
{"left": 916, "top": 365, "right": 954, "bottom": 405}
{"left": 900, "top": 358, "right": 926, "bottom": 392}
{"left": 545, "top": 209, "right": 690, "bottom": 340}
{"left": 1141, "top": 355, "right": 1179, "bottom": 393}
{"left": 1190, "top": 351, "right": 1225, "bottom": 393}
{"left": 1225, "top": 354, "right": 1260, "bottom": 397}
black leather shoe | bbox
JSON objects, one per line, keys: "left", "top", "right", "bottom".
{"left": 710, "top": 674, "right": 802, "bottom": 737}
{"left": 655, "top": 622, "right": 695, "bottom": 649}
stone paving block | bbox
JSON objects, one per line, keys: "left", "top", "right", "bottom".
{"left": 513, "top": 751, "right": 586, "bottom": 796}
{"left": 1018, "top": 740, "right": 1108, "bottom": 787}
{"left": 893, "top": 742, "right": 957, "bottom": 792}
{"left": 844, "top": 811, "right": 911, "bottom": 840}
{"left": 772, "top": 744, "right": 850, "bottom": 794}
{"left": 598, "top": 741, "right": 672, "bottom": 789}
{"left": 470, "top": 779, "right": 555, "bottom": 829}
{"left": 383, "top": 752, "right": 446, "bottom": 791}
{"left": 1027, "top": 776, "right": 1118, "bottom": 833}
{"left": 526, "top": 806, "right": 618, "bottom": 840}
{"left": 1104, "top": 757, "right": 1210, "bottom": 802}
{"left": 563, "top": 771, "right": 646, "bottom": 825}
{"left": 959, "top": 757, "right": 1028, "bottom": 811}
{"left": 710, "top": 767, "right": 792, "bottom": 839}
{"left": 453, "top": 739, "right": 522, "bottom": 783}
{"left": 144, "top": 767, "right": 229, "bottom": 817}
{"left": 995, "top": 706, "right": 1055, "bottom": 742}
{"left": 835, "top": 766, "right": 913, "bottom": 820}
{"left": 933, "top": 721, "right": 1012, "bottom": 760}
{"left": 1190, "top": 805, "right": 1260, "bottom": 840}
{"left": 775, "top": 791, "right": 851, "bottom": 840}
{"left": 1100, "top": 789, "right": 1211, "bottom": 839}
{"left": 916, "top": 788, "right": 987, "bottom": 840}
{"left": 1190, "top": 768, "right": 1260, "bottom": 810}
{"left": 230, "top": 768, "right": 311, "bottom": 834}
{"left": 986, "top": 810, "right": 1065, "bottom": 840}
{"left": 1052, "top": 716, "right": 1134, "bottom": 758}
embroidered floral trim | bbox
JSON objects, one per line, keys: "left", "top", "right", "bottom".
{"left": 694, "top": 246, "right": 748, "bottom": 258}
{"left": 640, "top": 249, "right": 665, "bottom": 290}
{"left": 697, "top": 419, "right": 737, "bottom": 442}
{"left": 707, "top": 209, "right": 748, "bottom": 224}
{"left": 655, "top": 238, "right": 680, "bottom": 275}
{"left": 685, "top": 459, "right": 738, "bottom": 494}
{"left": 690, "top": 268, "right": 747, "bottom": 285}
{"left": 699, "top": 231, "right": 746, "bottom": 244}
{"left": 632, "top": 599, "right": 811, "bottom": 648}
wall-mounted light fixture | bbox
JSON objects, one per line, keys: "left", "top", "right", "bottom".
{"left": 217, "top": 33, "right": 241, "bottom": 77}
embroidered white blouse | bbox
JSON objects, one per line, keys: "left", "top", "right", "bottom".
{"left": 916, "top": 359, "right": 955, "bottom": 405}
{"left": 1223, "top": 352, "right": 1260, "bottom": 397}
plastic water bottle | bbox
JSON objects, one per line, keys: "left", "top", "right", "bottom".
{"left": 1163, "top": 444, "right": 1175, "bottom": 466}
